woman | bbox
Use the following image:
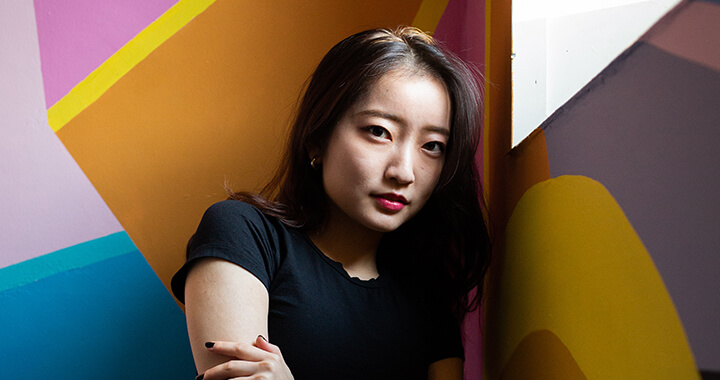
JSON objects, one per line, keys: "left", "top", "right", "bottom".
{"left": 171, "top": 26, "right": 491, "bottom": 379}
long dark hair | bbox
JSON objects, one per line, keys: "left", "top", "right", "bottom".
{"left": 231, "top": 26, "right": 490, "bottom": 321}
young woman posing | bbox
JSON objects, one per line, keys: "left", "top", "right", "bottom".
{"left": 171, "top": 26, "right": 491, "bottom": 380}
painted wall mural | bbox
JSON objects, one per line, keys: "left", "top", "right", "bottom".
{"left": 1, "top": 0, "right": 487, "bottom": 377}
{"left": 490, "top": 176, "right": 697, "bottom": 378}
{"left": 483, "top": 0, "right": 719, "bottom": 378}
{"left": 4, "top": 0, "right": 713, "bottom": 377}
{"left": 0, "top": 1, "right": 195, "bottom": 377}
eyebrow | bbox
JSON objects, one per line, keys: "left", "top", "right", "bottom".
{"left": 357, "top": 109, "right": 403, "bottom": 123}
{"left": 356, "top": 109, "right": 450, "bottom": 136}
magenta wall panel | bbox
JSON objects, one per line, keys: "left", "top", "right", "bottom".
{"left": 33, "top": 0, "right": 179, "bottom": 107}
{"left": 434, "top": 0, "right": 486, "bottom": 69}
{"left": 431, "top": 2, "right": 487, "bottom": 378}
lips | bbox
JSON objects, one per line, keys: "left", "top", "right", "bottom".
{"left": 373, "top": 193, "right": 408, "bottom": 212}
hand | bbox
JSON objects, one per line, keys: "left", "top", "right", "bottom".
{"left": 196, "top": 336, "right": 294, "bottom": 380}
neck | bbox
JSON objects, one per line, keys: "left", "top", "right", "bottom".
{"left": 309, "top": 205, "right": 384, "bottom": 280}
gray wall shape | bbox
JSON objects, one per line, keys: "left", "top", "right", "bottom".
{"left": 542, "top": 42, "right": 720, "bottom": 371}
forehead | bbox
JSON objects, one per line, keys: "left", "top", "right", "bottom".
{"left": 360, "top": 66, "right": 445, "bottom": 99}
{"left": 349, "top": 71, "right": 451, "bottom": 128}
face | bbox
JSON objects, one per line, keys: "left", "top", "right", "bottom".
{"left": 319, "top": 70, "right": 451, "bottom": 234}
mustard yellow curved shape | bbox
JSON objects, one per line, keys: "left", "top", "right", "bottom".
{"left": 496, "top": 175, "right": 698, "bottom": 379}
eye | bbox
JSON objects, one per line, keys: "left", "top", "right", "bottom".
{"left": 423, "top": 141, "right": 446, "bottom": 154}
{"left": 365, "top": 125, "right": 390, "bottom": 139}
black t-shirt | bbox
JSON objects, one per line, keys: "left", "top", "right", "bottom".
{"left": 172, "top": 200, "right": 463, "bottom": 379}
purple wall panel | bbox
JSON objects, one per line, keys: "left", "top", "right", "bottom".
{"left": 543, "top": 42, "right": 720, "bottom": 371}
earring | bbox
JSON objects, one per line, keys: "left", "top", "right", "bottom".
{"left": 310, "top": 156, "right": 320, "bottom": 170}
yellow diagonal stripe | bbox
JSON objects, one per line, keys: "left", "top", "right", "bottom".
{"left": 412, "top": 0, "right": 450, "bottom": 33}
{"left": 48, "top": 0, "right": 217, "bottom": 132}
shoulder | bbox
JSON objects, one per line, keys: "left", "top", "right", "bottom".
{"left": 174, "top": 200, "right": 295, "bottom": 299}
{"left": 187, "top": 200, "right": 296, "bottom": 261}
{"left": 202, "top": 199, "right": 266, "bottom": 224}
{"left": 196, "top": 200, "right": 278, "bottom": 236}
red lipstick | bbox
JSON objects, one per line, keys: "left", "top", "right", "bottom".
{"left": 373, "top": 193, "right": 408, "bottom": 212}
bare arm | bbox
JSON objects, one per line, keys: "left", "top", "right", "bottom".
{"left": 184, "top": 257, "right": 269, "bottom": 373}
{"left": 428, "top": 357, "right": 464, "bottom": 380}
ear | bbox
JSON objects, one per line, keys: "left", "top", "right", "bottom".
{"left": 306, "top": 144, "right": 322, "bottom": 162}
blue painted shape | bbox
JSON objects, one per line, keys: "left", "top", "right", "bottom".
{"left": 0, "top": 231, "right": 136, "bottom": 292}
{"left": 0, "top": 250, "right": 196, "bottom": 378}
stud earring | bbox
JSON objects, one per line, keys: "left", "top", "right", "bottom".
{"left": 310, "top": 156, "right": 320, "bottom": 170}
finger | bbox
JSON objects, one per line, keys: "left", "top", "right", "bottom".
{"left": 254, "top": 335, "right": 282, "bottom": 356}
{"left": 198, "top": 359, "right": 257, "bottom": 380}
{"left": 205, "top": 341, "right": 267, "bottom": 362}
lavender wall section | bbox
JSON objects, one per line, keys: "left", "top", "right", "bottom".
{"left": 543, "top": 42, "right": 720, "bottom": 371}
{"left": 0, "top": 3, "right": 195, "bottom": 375}
{"left": 0, "top": 1, "right": 123, "bottom": 268}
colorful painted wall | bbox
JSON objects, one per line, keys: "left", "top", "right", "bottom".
{"left": 0, "top": 0, "right": 488, "bottom": 377}
{"left": 0, "top": 1, "right": 195, "bottom": 377}
{"left": 482, "top": 0, "right": 719, "bottom": 378}
{"left": 4, "top": 0, "right": 716, "bottom": 378}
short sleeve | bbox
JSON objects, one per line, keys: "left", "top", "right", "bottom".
{"left": 427, "top": 306, "right": 465, "bottom": 363}
{"left": 170, "top": 200, "right": 282, "bottom": 303}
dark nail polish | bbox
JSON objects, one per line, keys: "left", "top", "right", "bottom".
{"left": 195, "top": 374, "right": 204, "bottom": 380}
{"left": 258, "top": 335, "right": 267, "bottom": 342}
{"left": 205, "top": 341, "right": 214, "bottom": 348}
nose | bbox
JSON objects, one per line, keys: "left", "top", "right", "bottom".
{"left": 385, "top": 145, "right": 415, "bottom": 185}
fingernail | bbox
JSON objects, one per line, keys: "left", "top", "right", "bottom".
{"left": 195, "top": 374, "right": 204, "bottom": 380}
{"left": 204, "top": 341, "right": 214, "bottom": 348}
{"left": 258, "top": 335, "right": 267, "bottom": 342}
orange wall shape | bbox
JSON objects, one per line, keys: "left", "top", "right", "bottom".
{"left": 484, "top": 129, "right": 551, "bottom": 379}
{"left": 57, "top": 0, "right": 423, "bottom": 298}
{"left": 480, "top": 0, "right": 555, "bottom": 376}
{"left": 495, "top": 128, "right": 551, "bottom": 236}
{"left": 482, "top": 0, "right": 513, "bottom": 240}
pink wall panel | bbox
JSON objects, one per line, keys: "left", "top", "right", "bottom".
{"left": 33, "top": 0, "right": 179, "bottom": 108}
{"left": 434, "top": 0, "right": 486, "bottom": 69}
{"left": 430, "top": 1, "right": 487, "bottom": 378}
{"left": 0, "top": 1, "right": 122, "bottom": 268}
{"left": 434, "top": 0, "right": 486, "bottom": 188}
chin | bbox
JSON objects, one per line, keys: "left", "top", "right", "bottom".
{"left": 363, "top": 215, "right": 408, "bottom": 233}
{"left": 371, "top": 225, "right": 402, "bottom": 233}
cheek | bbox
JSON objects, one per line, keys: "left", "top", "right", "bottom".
{"left": 323, "top": 143, "right": 371, "bottom": 187}
{"left": 330, "top": 138, "right": 377, "bottom": 173}
{"left": 418, "top": 161, "right": 445, "bottom": 192}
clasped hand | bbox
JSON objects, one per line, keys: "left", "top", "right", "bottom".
{"left": 197, "top": 335, "right": 294, "bottom": 380}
